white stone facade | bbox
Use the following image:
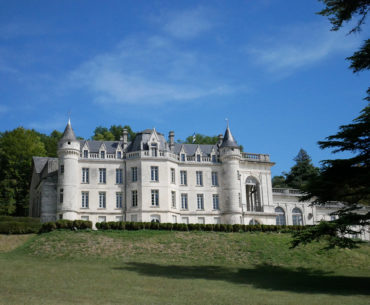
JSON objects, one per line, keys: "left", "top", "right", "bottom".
{"left": 28, "top": 121, "right": 369, "bottom": 240}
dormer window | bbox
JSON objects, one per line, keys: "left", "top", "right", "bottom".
{"left": 117, "top": 151, "right": 122, "bottom": 159}
{"left": 68, "top": 141, "right": 71, "bottom": 145}
{"left": 212, "top": 155, "right": 216, "bottom": 163}
{"left": 101, "top": 151, "right": 105, "bottom": 159}
{"left": 196, "top": 154, "right": 201, "bottom": 162}
{"left": 151, "top": 143, "right": 157, "bottom": 157}
{"left": 181, "top": 154, "right": 186, "bottom": 162}
{"left": 83, "top": 150, "right": 88, "bottom": 158}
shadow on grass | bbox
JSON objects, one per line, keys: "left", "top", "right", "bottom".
{"left": 114, "top": 263, "right": 370, "bottom": 296}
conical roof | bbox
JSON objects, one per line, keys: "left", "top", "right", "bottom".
{"left": 60, "top": 119, "right": 77, "bottom": 142}
{"left": 220, "top": 125, "right": 238, "bottom": 148}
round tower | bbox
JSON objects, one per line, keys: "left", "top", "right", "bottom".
{"left": 219, "top": 124, "right": 242, "bottom": 224}
{"left": 57, "top": 119, "right": 80, "bottom": 220}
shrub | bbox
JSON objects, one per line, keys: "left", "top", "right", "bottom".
{"left": 0, "top": 221, "right": 41, "bottom": 234}
{"left": 39, "top": 222, "right": 57, "bottom": 233}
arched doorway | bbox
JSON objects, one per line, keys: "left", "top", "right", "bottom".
{"left": 245, "top": 176, "right": 262, "bottom": 212}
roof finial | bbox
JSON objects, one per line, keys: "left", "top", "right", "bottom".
{"left": 67, "top": 110, "right": 71, "bottom": 125}
{"left": 225, "top": 118, "right": 229, "bottom": 128}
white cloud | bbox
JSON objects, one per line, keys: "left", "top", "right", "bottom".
{"left": 246, "top": 22, "right": 359, "bottom": 75}
{"left": 161, "top": 7, "right": 214, "bottom": 39}
{"left": 69, "top": 35, "right": 238, "bottom": 105}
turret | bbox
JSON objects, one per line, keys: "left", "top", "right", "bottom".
{"left": 57, "top": 119, "right": 80, "bottom": 220}
{"left": 219, "top": 124, "right": 242, "bottom": 224}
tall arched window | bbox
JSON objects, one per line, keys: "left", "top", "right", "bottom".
{"left": 245, "top": 176, "right": 262, "bottom": 212}
{"left": 292, "top": 207, "right": 303, "bottom": 225}
{"left": 275, "top": 207, "right": 286, "bottom": 225}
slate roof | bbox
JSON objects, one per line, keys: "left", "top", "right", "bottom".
{"left": 80, "top": 141, "right": 124, "bottom": 154}
{"left": 60, "top": 119, "right": 77, "bottom": 142}
{"left": 32, "top": 157, "right": 58, "bottom": 174}
{"left": 173, "top": 143, "right": 217, "bottom": 156}
{"left": 220, "top": 126, "right": 238, "bottom": 148}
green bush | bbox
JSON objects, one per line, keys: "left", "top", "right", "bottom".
{"left": 39, "top": 222, "right": 57, "bottom": 233}
{"left": 0, "top": 221, "right": 41, "bottom": 234}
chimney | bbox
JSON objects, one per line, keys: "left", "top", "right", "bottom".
{"left": 122, "top": 128, "right": 128, "bottom": 149}
{"left": 169, "top": 131, "right": 175, "bottom": 151}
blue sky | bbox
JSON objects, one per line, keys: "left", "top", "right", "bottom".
{"left": 0, "top": 0, "right": 369, "bottom": 176}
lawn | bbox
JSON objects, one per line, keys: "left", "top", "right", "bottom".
{"left": 0, "top": 230, "right": 369, "bottom": 305}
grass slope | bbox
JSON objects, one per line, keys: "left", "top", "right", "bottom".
{"left": 0, "top": 230, "right": 369, "bottom": 305}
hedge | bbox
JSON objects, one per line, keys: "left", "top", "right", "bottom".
{"left": 94, "top": 221, "right": 307, "bottom": 233}
{"left": 39, "top": 220, "right": 92, "bottom": 233}
{"left": 0, "top": 216, "right": 42, "bottom": 234}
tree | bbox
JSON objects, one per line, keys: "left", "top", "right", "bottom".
{"left": 292, "top": 0, "right": 370, "bottom": 248}
{"left": 0, "top": 127, "right": 47, "bottom": 215}
{"left": 271, "top": 149, "right": 318, "bottom": 189}
{"left": 285, "top": 149, "right": 319, "bottom": 189}
{"left": 92, "top": 125, "right": 136, "bottom": 141}
{"left": 185, "top": 133, "right": 219, "bottom": 145}
{"left": 37, "top": 130, "right": 63, "bottom": 157}
{"left": 271, "top": 175, "right": 288, "bottom": 188}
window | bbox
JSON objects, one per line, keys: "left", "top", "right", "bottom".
{"left": 292, "top": 207, "right": 303, "bottom": 225}
{"left": 197, "top": 194, "right": 204, "bottom": 210}
{"left": 151, "top": 166, "right": 159, "bottom": 182}
{"left": 181, "top": 194, "right": 188, "bottom": 209}
{"left": 151, "top": 144, "right": 158, "bottom": 157}
{"left": 116, "top": 192, "right": 123, "bottom": 208}
{"left": 132, "top": 190, "right": 138, "bottom": 207}
{"left": 100, "top": 151, "right": 105, "bottom": 159}
{"left": 181, "top": 153, "right": 186, "bottom": 162}
{"left": 170, "top": 168, "right": 175, "bottom": 184}
{"left": 180, "top": 171, "right": 187, "bottom": 185}
{"left": 131, "top": 167, "right": 138, "bottom": 182}
{"left": 81, "top": 192, "right": 89, "bottom": 208}
{"left": 82, "top": 168, "right": 89, "bottom": 183}
{"left": 131, "top": 214, "right": 137, "bottom": 222}
{"left": 99, "top": 168, "right": 106, "bottom": 184}
{"left": 211, "top": 172, "right": 218, "bottom": 186}
{"left": 198, "top": 217, "right": 205, "bottom": 224}
{"left": 182, "top": 217, "right": 189, "bottom": 224}
{"left": 172, "top": 215, "right": 177, "bottom": 223}
{"left": 197, "top": 154, "right": 201, "bottom": 162}
{"left": 151, "top": 190, "right": 159, "bottom": 206}
{"left": 249, "top": 219, "right": 259, "bottom": 225}
{"left": 81, "top": 216, "right": 89, "bottom": 221}
{"left": 212, "top": 155, "right": 216, "bottom": 163}
{"left": 83, "top": 150, "right": 88, "bottom": 158}
{"left": 59, "top": 188, "right": 63, "bottom": 204}
{"left": 98, "top": 216, "right": 106, "bottom": 223}
{"left": 151, "top": 215, "right": 160, "bottom": 223}
{"left": 213, "top": 194, "right": 219, "bottom": 210}
{"left": 196, "top": 171, "right": 203, "bottom": 186}
{"left": 171, "top": 191, "right": 176, "bottom": 208}
{"left": 60, "top": 165, "right": 64, "bottom": 174}
{"left": 117, "top": 151, "right": 122, "bottom": 159}
{"left": 116, "top": 216, "right": 123, "bottom": 222}
{"left": 99, "top": 192, "right": 106, "bottom": 208}
{"left": 330, "top": 215, "right": 336, "bottom": 221}
{"left": 116, "top": 169, "right": 123, "bottom": 184}
{"left": 275, "top": 207, "right": 286, "bottom": 225}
